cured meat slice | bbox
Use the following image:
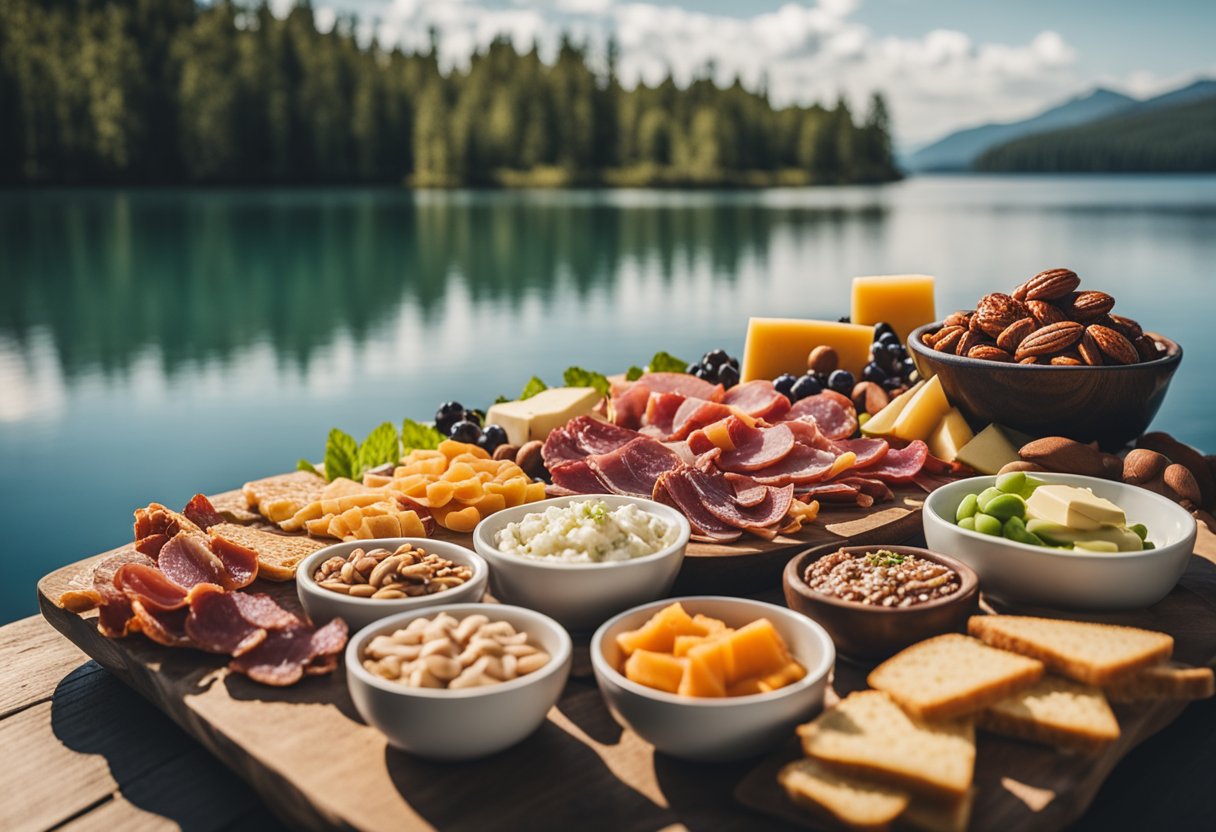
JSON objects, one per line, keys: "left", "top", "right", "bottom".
{"left": 668, "top": 398, "right": 734, "bottom": 440}
{"left": 723, "top": 473, "right": 769, "bottom": 507}
{"left": 183, "top": 494, "right": 226, "bottom": 530}
{"left": 549, "top": 458, "right": 611, "bottom": 495}
{"left": 206, "top": 532, "right": 260, "bottom": 588}
{"left": 854, "top": 440, "right": 930, "bottom": 484}
{"left": 130, "top": 601, "right": 192, "bottom": 647}
{"left": 717, "top": 423, "right": 796, "bottom": 473}
{"left": 96, "top": 588, "right": 137, "bottom": 638}
{"left": 59, "top": 548, "right": 156, "bottom": 613}
{"left": 114, "top": 563, "right": 190, "bottom": 612}
{"left": 231, "top": 592, "right": 303, "bottom": 630}
{"left": 723, "top": 380, "right": 791, "bottom": 421}
{"left": 158, "top": 532, "right": 232, "bottom": 590}
{"left": 799, "top": 477, "right": 895, "bottom": 507}
{"left": 747, "top": 444, "right": 840, "bottom": 486}
{"left": 830, "top": 437, "right": 889, "bottom": 469}
{"left": 783, "top": 419, "right": 835, "bottom": 451}
{"left": 543, "top": 416, "right": 640, "bottom": 468}
{"left": 610, "top": 383, "right": 651, "bottom": 430}
{"left": 228, "top": 618, "right": 349, "bottom": 687}
{"left": 185, "top": 584, "right": 267, "bottom": 656}
{"left": 783, "top": 391, "right": 858, "bottom": 440}
{"left": 644, "top": 392, "right": 689, "bottom": 437}
{"left": 634, "top": 372, "right": 724, "bottom": 402}
{"left": 587, "top": 437, "right": 680, "bottom": 498}
{"left": 678, "top": 464, "right": 794, "bottom": 531}
{"left": 134, "top": 504, "right": 203, "bottom": 557}
{"left": 653, "top": 471, "right": 742, "bottom": 543}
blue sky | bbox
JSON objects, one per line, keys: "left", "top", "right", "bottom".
{"left": 315, "top": 0, "right": 1216, "bottom": 147}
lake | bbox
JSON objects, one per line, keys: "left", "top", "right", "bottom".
{"left": 3, "top": 175, "right": 1214, "bottom": 625}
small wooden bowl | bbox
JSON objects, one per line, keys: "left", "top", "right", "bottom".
{"left": 908, "top": 322, "right": 1182, "bottom": 451}
{"left": 783, "top": 544, "right": 979, "bottom": 663}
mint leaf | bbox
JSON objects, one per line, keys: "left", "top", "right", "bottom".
{"left": 648, "top": 351, "right": 688, "bottom": 374}
{"left": 563, "top": 366, "right": 610, "bottom": 397}
{"left": 323, "top": 428, "right": 359, "bottom": 482}
{"left": 402, "top": 418, "right": 445, "bottom": 451}
{"left": 625, "top": 365, "right": 644, "bottom": 381}
{"left": 297, "top": 458, "right": 317, "bottom": 474}
{"left": 493, "top": 394, "right": 510, "bottom": 404}
{"left": 358, "top": 422, "right": 400, "bottom": 472}
{"left": 520, "top": 376, "right": 548, "bottom": 400}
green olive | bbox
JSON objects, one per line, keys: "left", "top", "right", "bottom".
{"left": 984, "top": 493, "right": 1027, "bottom": 521}
{"left": 976, "top": 487, "right": 1004, "bottom": 513}
{"left": 974, "top": 513, "right": 1003, "bottom": 536}
{"left": 958, "top": 516, "right": 976, "bottom": 531}
{"left": 995, "top": 471, "right": 1026, "bottom": 494}
{"left": 955, "top": 494, "right": 979, "bottom": 523}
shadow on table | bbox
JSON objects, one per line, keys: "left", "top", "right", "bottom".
{"left": 50, "top": 661, "right": 289, "bottom": 832}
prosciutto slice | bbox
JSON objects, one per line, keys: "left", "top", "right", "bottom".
{"left": 653, "top": 470, "right": 742, "bottom": 543}
{"left": 854, "top": 440, "right": 930, "bottom": 484}
{"left": 549, "top": 459, "right": 611, "bottom": 495}
{"left": 678, "top": 463, "right": 794, "bottom": 530}
{"left": 722, "top": 380, "right": 791, "bottom": 421}
{"left": 542, "top": 416, "right": 640, "bottom": 468}
{"left": 228, "top": 618, "right": 349, "bottom": 687}
{"left": 587, "top": 437, "right": 681, "bottom": 497}
{"left": 610, "top": 383, "right": 651, "bottom": 430}
{"left": 782, "top": 391, "right": 858, "bottom": 440}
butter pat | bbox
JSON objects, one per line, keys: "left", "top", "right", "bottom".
{"left": 851, "top": 275, "right": 936, "bottom": 342}
{"left": 485, "top": 387, "right": 602, "bottom": 446}
{"left": 741, "top": 318, "right": 875, "bottom": 381}
{"left": 1027, "top": 485, "right": 1126, "bottom": 531}
{"left": 927, "top": 408, "right": 974, "bottom": 462}
{"left": 891, "top": 375, "right": 951, "bottom": 442}
{"left": 954, "top": 424, "right": 1019, "bottom": 475}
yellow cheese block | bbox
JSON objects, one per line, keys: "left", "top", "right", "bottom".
{"left": 954, "top": 424, "right": 1020, "bottom": 475}
{"left": 891, "top": 375, "right": 951, "bottom": 442}
{"left": 927, "top": 408, "right": 974, "bottom": 462}
{"left": 485, "top": 386, "right": 603, "bottom": 447}
{"left": 1026, "top": 484, "right": 1126, "bottom": 531}
{"left": 860, "top": 380, "right": 924, "bottom": 437}
{"left": 851, "top": 274, "right": 937, "bottom": 342}
{"left": 741, "top": 318, "right": 875, "bottom": 381}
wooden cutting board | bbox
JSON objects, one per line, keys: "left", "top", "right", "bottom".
{"left": 735, "top": 525, "right": 1216, "bottom": 832}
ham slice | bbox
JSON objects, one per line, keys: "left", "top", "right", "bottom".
{"left": 782, "top": 391, "right": 858, "bottom": 440}
{"left": 678, "top": 463, "right": 794, "bottom": 531}
{"left": 723, "top": 380, "right": 791, "bottom": 421}
{"left": 228, "top": 618, "right": 349, "bottom": 687}
{"left": 587, "top": 437, "right": 681, "bottom": 498}
{"left": 545, "top": 417, "right": 680, "bottom": 498}
{"left": 633, "top": 372, "right": 724, "bottom": 402}
{"left": 747, "top": 444, "right": 840, "bottom": 485}
{"left": 549, "top": 459, "right": 610, "bottom": 495}
{"left": 542, "top": 415, "right": 640, "bottom": 468}
{"left": 653, "top": 470, "right": 742, "bottom": 543}
{"left": 716, "top": 422, "right": 797, "bottom": 473}
{"left": 854, "top": 440, "right": 930, "bottom": 484}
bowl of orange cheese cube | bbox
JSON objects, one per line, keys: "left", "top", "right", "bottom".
{"left": 591, "top": 597, "right": 835, "bottom": 761}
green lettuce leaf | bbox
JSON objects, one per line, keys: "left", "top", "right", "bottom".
{"left": 519, "top": 376, "right": 548, "bottom": 400}
{"left": 563, "top": 366, "right": 610, "bottom": 397}
{"left": 647, "top": 351, "right": 688, "bottom": 374}
{"left": 323, "top": 428, "right": 359, "bottom": 482}
{"left": 625, "top": 365, "right": 644, "bottom": 381}
{"left": 402, "top": 418, "right": 445, "bottom": 451}
{"left": 358, "top": 421, "right": 400, "bottom": 471}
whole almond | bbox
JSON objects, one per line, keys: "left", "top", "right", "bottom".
{"left": 1100, "top": 453, "right": 1124, "bottom": 481}
{"left": 1023, "top": 268, "right": 1080, "bottom": 301}
{"left": 1134, "top": 334, "right": 1161, "bottom": 362}
{"left": 1050, "top": 354, "right": 1083, "bottom": 366}
{"left": 1164, "top": 464, "right": 1202, "bottom": 506}
{"left": 1138, "top": 432, "right": 1215, "bottom": 510}
{"left": 1077, "top": 330, "right": 1105, "bottom": 366}
{"left": 974, "top": 293, "right": 1031, "bottom": 337}
{"left": 967, "top": 344, "right": 1014, "bottom": 362}
{"left": 1062, "top": 290, "right": 1115, "bottom": 322}
{"left": 955, "top": 329, "right": 984, "bottom": 356}
{"left": 996, "top": 317, "right": 1036, "bottom": 352}
{"left": 1108, "top": 314, "right": 1143, "bottom": 339}
{"left": 1018, "top": 356, "right": 1042, "bottom": 365}
{"left": 1020, "top": 437, "right": 1107, "bottom": 477}
{"left": 1026, "top": 299, "right": 1068, "bottom": 327}
{"left": 1014, "top": 321, "right": 1084, "bottom": 360}
{"left": 492, "top": 443, "right": 521, "bottom": 461}
{"left": 1087, "top": 324, "right": 1138, "bottom": 365}
{"left": 928, "top": 325, "right": 963, "bottom": 347}
{"left": 851, "top": 381, "right": 890, "bottom": 415}
{"left": 808, "top": 345, "right": 839, "bottom": 374}
{"left": 943, "top": 310, "right": 971, "bottom": 329}
{"left": 1123, "top": 448, "right": 1170, "bottom": 485}
{"left": 934, "top": 327, "right": 964, "bottom": 353}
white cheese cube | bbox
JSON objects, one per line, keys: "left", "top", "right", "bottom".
{"left": 485, "top": 387, "right": 603, "bottom": 446}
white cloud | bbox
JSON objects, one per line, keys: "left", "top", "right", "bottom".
{"left": 322, "top": 0, "right": 1098, "bottom": 145}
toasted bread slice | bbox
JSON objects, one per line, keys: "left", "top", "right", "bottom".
{"left": 968, "top": 615, "right": 1173, "bottom": 686}
{"left": 779, "top": 757, "right": 909, "bottom": 831}
{"left": 798, "top": 691, "right": 975, "bottom": 801}
{"left": 900, "top": 788, "right": 975, "bottom": 832}
{"left": 242, "top": 471, "right": 327, "bottom": 524}
{"left": 867, "top": 634, "right": 1043, "bottom": 721}
{"left": 1104, "top": 664, "right": 1215, "bottom": 703}
{"left": 979, "top": 675, "right": 1119, "bottom": 753}
{"left": 208, "top": 523, "right": 324, "bottom": 581}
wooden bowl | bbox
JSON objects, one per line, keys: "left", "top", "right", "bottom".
{"left": 783, "top": 544, "right": 979, "bottom": 663}
{"left": 908, "top": 322, "right": 1182, "bottom": 451}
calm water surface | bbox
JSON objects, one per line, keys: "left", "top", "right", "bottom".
{"left": 3, "top": 176, "right": 1214, "bottom": 624}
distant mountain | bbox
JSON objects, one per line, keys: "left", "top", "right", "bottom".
{"left": 974, "top": 94, "right": 1216, "bottom": 173}
{"left": 905, "top": 88, "right": 1135, "bottom": 172}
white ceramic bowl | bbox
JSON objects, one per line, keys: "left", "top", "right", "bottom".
{"left": 472, "top": 495, "right": 691, "bottom": 631}
{"left": 923, "top": 472, "right": 1197, "bottom": 610}
{"left": 591, "top": 596, "right": 835, "bottom": 762}
{"left": 296, "top": 538, "right": 488, "bottom": 632}
{"left": 346, "top": 603, "right": 572, "bottom": 760}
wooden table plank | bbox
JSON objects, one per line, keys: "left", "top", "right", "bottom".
{"left": 0, "top": 615, "right": 93, "bottom": 719}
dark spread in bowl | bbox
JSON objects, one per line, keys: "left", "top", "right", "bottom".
{"left": 804, "top": 549, "right": 961, "bottom": 608}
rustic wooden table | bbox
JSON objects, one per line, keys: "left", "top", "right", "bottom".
{"left": 2, "top": 613, "right": 1215, "bottom": 831}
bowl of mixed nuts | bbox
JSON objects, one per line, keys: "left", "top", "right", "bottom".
{"left": 908, "top": 268, "right": 1182, "bottom": 449}
{"left": 296, "top": 538, "right": 489, "bottom": 631}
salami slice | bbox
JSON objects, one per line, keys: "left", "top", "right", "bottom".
{"left": 830, "top": 437, "right": 889, "bottom": 469}
{"left": 717, "top": 423, "right": 797, "bottom": 473}
{"left": 853, "top": 440, "right": 930, "bottom": 484}
{"left": 185, "top": 584, "right": 268, "bottom": 656}
{"left": 783, "top": 391, "right": 859, "bottom": 440}
{"left": 723, "top": 380, "right": 791, "bottom": 421}
{"left": 747, "top": 444, "right": 839, "bottom": 485}
{"left": 636, "top": 372, "right": 725, "bottom": 402}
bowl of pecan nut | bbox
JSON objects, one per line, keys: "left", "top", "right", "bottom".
{"left": 908, "top": 268, "right": 1182, "bottom": 450}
